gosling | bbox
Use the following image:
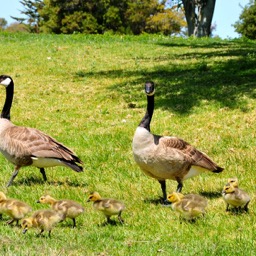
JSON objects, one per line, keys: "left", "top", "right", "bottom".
{"left": 222, "top": 183, "right": 250, "bottom": 212}
{"left": 0, "top": 191, "right": 32, "bottom": 225}
{"left": 167, "top": 192, "right": 207, "bottom": 220}
{"left": 87, "top": 192, "right": 125, "bottom": 224}
{"left": 21, "top": 209, "right": 64, "bottom": 237}
{"left": 37, "top": 195, "right": 84, "bottom": 228}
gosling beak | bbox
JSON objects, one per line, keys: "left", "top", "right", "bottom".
{"left": 86, "top": 199, "right": 90, "bottom": 202}
{"left": 22, "top": 228, "right": 28, "bottom": 234}
{"left": 36, "top": 200, "right": 40, "bottom": 203}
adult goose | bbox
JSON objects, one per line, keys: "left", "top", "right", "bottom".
{"left": 132, "top": 81, "right": 224, "bottom": 203}
{"left": 0, "top": 75, "right": 83, "bottom": 186}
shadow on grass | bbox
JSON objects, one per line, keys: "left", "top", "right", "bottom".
{"left": 75, "top": 38, "right": 256, "bottom": 115}
{"left": 226, "top": 208, "right": 250, "bottom": 215}
{"left": 143, "top": 190, "right": 222, "bottom": 205}
{"left": 97, "top": 219, "right": 124, "bottom": 227}
{"left": 143, "top": 197, "right": 165, "bottom": 205}
{"left": 198, "top": 190, "right": 222, "bottom": 199}
{"left": 11, "top": 176, "right": 88, "bottom": 187}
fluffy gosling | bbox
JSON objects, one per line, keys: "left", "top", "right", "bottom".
{"left": 87, "top": 192, "right": 125, "bottom": 224}
{"left": 37, "top": 195, "right": 84, "bottom": 228}
{"left": 21, "top": 209, "right": 64, "bottom": 237}
{"left": 222, "top": 183, "right": 250, "bottom": 212}
{"left": 167, "top": 192, "right": 207, "bottom": 220}
{"left": 0, "top": 191, "right": 32, "bottom": 225}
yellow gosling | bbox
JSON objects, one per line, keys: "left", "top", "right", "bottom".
{"left": 222, "top": 183, "right": 250, "bottom": 212}
{"left": 21, "top": 209, "right": 64, "bottom": 237}
{"left": 227, "top": 177, "right": 239, "bottom": 188}
{"left": 37, "top": 195, "right": 84, "bottom": 228}
{"left": 167, "top": 192, "right": 207, "bottom": 220}
{"left": 0, "top": 191, "right": 32, "bottom": 225}
{"left": 87, "top": 192, "right": 125, "bottom": 224}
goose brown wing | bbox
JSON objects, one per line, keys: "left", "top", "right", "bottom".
{"left": 2, "top": 126, "right": 82, "bottom": 163}
{"left": 160, "top": 136, "right": 223, "bottom": 172}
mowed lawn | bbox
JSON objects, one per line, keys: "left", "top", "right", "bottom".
{"left": 0, "top": 32, "right": 255, "bottom": 255}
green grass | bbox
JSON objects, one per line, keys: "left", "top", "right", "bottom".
{"left": 0, "top": 32, "right": 256, "bottom": 255}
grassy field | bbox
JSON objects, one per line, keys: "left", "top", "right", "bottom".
{"left": 0, "top": 32, "right": 255, "bottom": 255}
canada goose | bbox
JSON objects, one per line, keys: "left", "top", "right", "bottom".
{"left": 222, "top": 183, "right": 250, "bottom": 212}
{"left": 0, "top": 75, "right": 83, "bottom": 186}
{"left": 21, "top": 209, "right": 64, "bottom": 237}
{"left": 87, "top": 192, "right": 125, "bottom": 224}
{"left": 167, "top": 192, "right": 207, "bottom": 220}
{"left": 0, "top": 191, "right": 32, "bottom": 225}
{"left": 227, "top": 177, "right": 238, "bottom": 188}
{"left": 37, "top": 194, "right": 84, "bottom": 228}
{"left": 132, "top": 81, "right": 224, "bottom": 203}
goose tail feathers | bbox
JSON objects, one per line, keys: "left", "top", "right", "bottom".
{"left": 62, "top": 160, "right": 83, "bottom": 173}
{"left": 212, "top": 166, "right": 224, "bottom": 173}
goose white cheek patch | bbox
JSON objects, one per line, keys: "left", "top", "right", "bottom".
{"left": 0, "top": 78, "right": 11, "bottom": 87}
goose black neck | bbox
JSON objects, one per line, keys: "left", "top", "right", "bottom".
{"left": 139, "top": 94, "right": 154, "bottom": 132}
{"left": 1, "top": 80, "right": 13, "bottom": 120}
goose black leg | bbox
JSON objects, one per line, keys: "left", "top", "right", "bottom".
{"left": 7, "top": 166, "right": 20, "bottom": 187}
{"left": 176, "top": 180, "right": 183, "bottom": 193}
{"left": 39, "top": 168, "right": 47, "bottom": 182}
{"left": 72, "top": 218, "right": 76, "bottom": 228}
{"left": 158, "top": 180, "right": 170, "bottom": 204}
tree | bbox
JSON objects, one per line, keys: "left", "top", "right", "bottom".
{"left": 11, "top": 0, "right": 44, "bottom": 33}
{"left": 126, "top": 0, "right": 161, "bottom": 35}
{"left": 145, "top": 7, "right": 186, "bottom": 35}
{"left": 16, "top": 0, "right": 187, "bottom": 35}
{"left": 168, "top": 0, "right": 216, "bottom": 37}
{"left": 6, "top": 22, "right": 28, "bottom": 33}
{"left": 233, "top": 1, "right": 256, "bottom": 39}
{"left": 0, "top": 18, "right": 7, "bottom": 30}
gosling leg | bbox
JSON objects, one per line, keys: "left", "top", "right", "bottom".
{"left": 244, "top": 201, "right": 250, "bottom": 212}
{"left": 118, "top": 212, "right": 124, "bottom": 224}
{"left": 37, "top": 229, "right": 44, "bottom": 237}
{"left": 6, "top": 219, "right": 15, "bottom": 225}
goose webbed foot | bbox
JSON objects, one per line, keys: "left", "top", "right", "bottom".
{"left": 162, "top": 199, "right": 172, "bottom": 206}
